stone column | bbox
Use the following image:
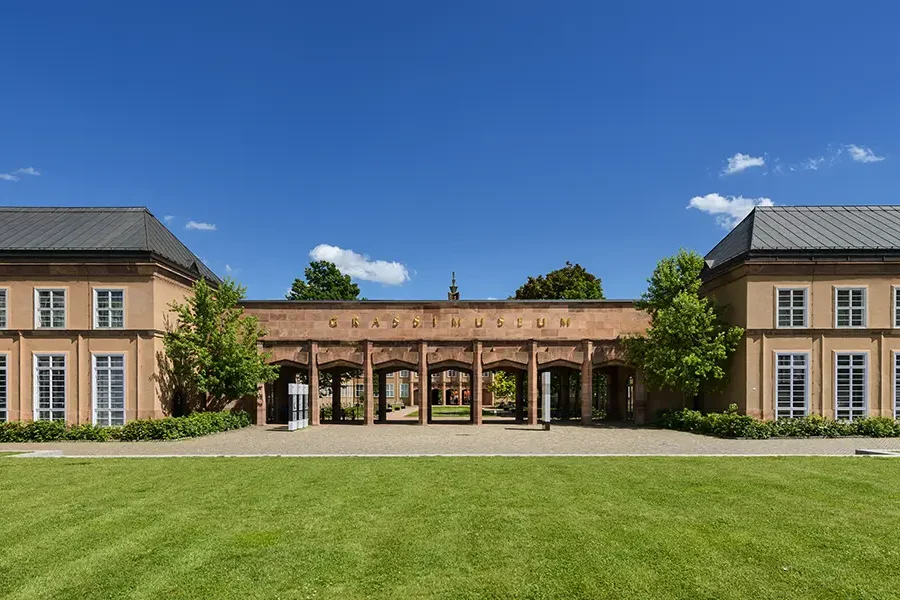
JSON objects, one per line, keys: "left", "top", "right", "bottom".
{"left": 417, "top": 341, "right": 428, "bottom": 425}
{"left": 472, "top": 341, "right": 483, "bottom": 425}
{"left": 378, "top": 372, "right": 388, "bottom": 422}
{"left": 331, "top": 372, "right": 342, "bottom": 423}
{"left": 309, "top": 342, "right": 320, "bottom": 426}
{"left": 363, "top": 341, "right": 374, "bottom": 425}
{"left": 633, "top": 368, "right": 648, "bottom": 425}
{"left": 581, "top": 340, "right": 593, "bottom": 425}
{"left": 256, "top": 381, "right": 267, "bottom": 425}
{"left": 528, "top": 341, "right": 538, "bottom": 425}
{"left": 515, "top": 372, "right": 525, "bottom": 423}
{"left": 441, "top": 371, "right": 447, "bottom": 405}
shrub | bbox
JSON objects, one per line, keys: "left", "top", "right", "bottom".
{"left": 0, "top": 411, "right": 251, "bottom": 443}
{"left": 657, "top": 407, "right": 900, "bottom": 439}
{"left": 320, "top": 405, "right": 333, "bottom": 421}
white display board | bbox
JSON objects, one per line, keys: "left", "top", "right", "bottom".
{"left": 288, "top": 383, "right": 309, "bottom": 431}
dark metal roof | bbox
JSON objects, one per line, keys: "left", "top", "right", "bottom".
{"left": 704, "top": 205, "right": 900, "bottom": 276}
{"left": 0, "top": 207, "right": 219, "bottom": 281}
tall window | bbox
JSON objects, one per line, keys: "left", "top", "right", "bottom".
{"left": 400, "top": 383, "right": 409, "bottom": 399}
{"left": 777, "top": 289, "right": 807, "bottom": 328}
{"left": 386, "top": 383, "right": 394, "bottom": 398}
{"left": 93, "top": 355, "right": 125, "bottom": 426}
{"left": 894, "top": 287, "right": 900, "bottom": 328}
{"left": 355, "top": 383, "right": 364, "bottom": 397}
{"left": 835, "top": 288, "right": 866, "bottom": 328}
{"left": 35, "top": 289, "right": 66, "bottom": 328}
{"left": 895, "top": 353, "right": 900, "bottom": 419}
{"left": 340, "top": 385, "right": 352, "bottom": 398}
{"left": 34, "top": 354, "right": 66, "bottom": 421}
{"left": 775, "top": 353, "right": 808, "bottom": 418}
{"left": 835, "top": 352, "right": 867, "bottom": 421}
{"left": 0, "top": 289, "right": 7, "bottom": 329}
{"left": 94, "top": 289, "right": 125, "bottom": 328}
{"left": 0, "top": 355, "right": 6, "bottom": 422}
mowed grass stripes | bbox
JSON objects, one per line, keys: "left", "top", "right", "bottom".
{"left": 0, "top": 457, "right": 898, "bottom": 599}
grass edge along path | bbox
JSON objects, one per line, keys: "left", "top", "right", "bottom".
{"left": 0, "top": 457, "right": 898, "bottom": 600}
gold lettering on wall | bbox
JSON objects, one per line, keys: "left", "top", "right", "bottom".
{"left": 475, "top": 317, "right": 484, "bottom": 328}
{"left": 497, "top": 316, "right": 504, "bottom": 327}
{"left": 351, "top": 316, "right": 360, "bottom": 328}
{"left": 536, "top": 317, "right": 546, "bottom": 328}
{"left": 372, "top": 317, "right": 380, "bottom": 328}
{"left": 517, "top": 317, "right": 523, "bottom": 328}
{"left": 413, "top": 316, "right": 421, "bottom": 328}
{"left": 560, "top": 317, "right": 570, "bottom": 327}
{"left": 451, "top": 317, "right": 461, "bottom": 328}
{"left": 392, "top": 316, "right": 400, "bottom": 328}
{"left": 329, "top": 317, "right": 338, "bottom": 328}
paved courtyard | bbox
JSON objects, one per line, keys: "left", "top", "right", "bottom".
{"left": 4, "top": 422, "right": 900, "bottom": 457}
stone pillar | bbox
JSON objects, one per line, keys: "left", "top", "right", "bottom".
{"left": 528, "top": 341, "right": 538, "bottom": 425}
{"left": 441, "top": 371, "right": 447, "bottom": 405}
{"left": 378, "top": 372, "right": 388, "bottom": 422}
{"left": 581, "top": 340, "right": 593, "bottom": 425}
{"left": 515, "top": 372, "right": 525, "bottom": 423}
{"left": 472, "top": 341, "right": 483, "bottom": 425}
{"left": 417, "top": 341, "right": 428, "bottom": 425}
{"left": 309, "top": 342, "right": 320, "bottom": 426}
{"left": 256, "top": 381, "right": 267, "bottom": 425}
{"left": 331, "top": 372, "right": 342, "bottom": 423}
{"left": 363, "top": 341, "right": 374, "bottom": 425}
{"left": 634, "top": 368, "right": 647, "bottom": 425}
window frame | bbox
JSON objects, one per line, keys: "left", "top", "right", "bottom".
{"left": 400, "top": 383, "right": 409, "bottom": 399}
{"left": 92, "top": 353, "right": 127, "bottom": 426}
{"left": 893, "top": 286, "right": 900, "bottom": 329}
{"left": 385, "top": 383, "right": 394, "bottom": 398}
{"left": 0, "top": 288, "right": 8, "bottom": 330}
{"left": 93, "top": 288, "right": 126, "bottom": 330}
{"left": 399, "top": 370, "right": 409, "bottom": 378}
{"left": 775, "top": 287, "right": 808, "bottom": 329}
{"left": 834, "top": 351, "right": 868, "bottom": 422}
{"left": 774, "top": 351, "right": 809, "bottom": 419}
{"left": 33, "top": 353, "right": 66, "bottom": 422}
{"left": 834, "top": 286, "right": 867, "bottom": 329}
{"left": 0, "top": 353, "right": 7, "bottom": 422}
{"left": 34, "top": 288, "right": 67, "bottom": 329}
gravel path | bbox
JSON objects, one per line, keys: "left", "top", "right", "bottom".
{"left": 3, "top": 423, "right": 900, "bottom": 457}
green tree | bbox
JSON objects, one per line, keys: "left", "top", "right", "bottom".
{"left": 286, "top": 260, "right": 361, "bottom": 300}
{"left": 165, "top": 278, "right": 278, "bottom": 412}
{"left": 512, "top": 262, "right": 604, "bottom": 299}
{"left": 487, "top": 371, "right": 517, "bottom": 401}
{"left": 625, "top": 249, "right": 743, "bottom": 403}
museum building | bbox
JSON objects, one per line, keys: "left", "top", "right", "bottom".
{"left": 0, "top": 204, "right": 898, "bottom": 426}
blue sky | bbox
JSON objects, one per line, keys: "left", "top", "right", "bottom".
{"left": 1, "top": 2, "right": 898, "bottom": 300}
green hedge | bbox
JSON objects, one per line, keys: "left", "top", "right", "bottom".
{"left": 0, "top": 411, "right": 252, "bottom": 443}
{"left": 658, "top": 404, "right": 900, "bottom": 439}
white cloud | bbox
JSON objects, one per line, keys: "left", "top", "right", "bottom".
{"left": 186, "top": 221, "right": 216, "bottom": 231}
{"left": 225, "top": 264, "right": 233, "bottom": 274}
{"left": 722, "top": 153, "right": 765, "bottom": 175}
{"left": 309, "top": 244, "right": 410, "bottom": 285}
{"left": 801, "top": 157, "right": 825, "bottom": 171}
{"left": 688, "top": 193, "right": 774, "bottom": 229}
{"left": 0, "top": 166, "right": 40, "bottom": 182}
{"left": 163, "top": 215, "right": 175, "bottom": 224}
{"left": 846, "top": 144, "right": 885, "bottom": 163}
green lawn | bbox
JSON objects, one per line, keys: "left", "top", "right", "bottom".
{"left": 1, "top": 458, "right": 898, "bottom": 599}
{"left": 405, "top": 405, "right": 471, "bottom": 419}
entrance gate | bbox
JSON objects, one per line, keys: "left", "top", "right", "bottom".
{"left": 288, "top": 383, "right": 309, "bottom": 430}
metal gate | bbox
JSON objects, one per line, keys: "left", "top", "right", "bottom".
{"left": 288, "top": 383, "right": 309, "bottom": 430}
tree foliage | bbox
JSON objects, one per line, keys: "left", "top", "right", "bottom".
{"left": 286, "top": 261, "right": 361, "bottom": 300}
{"left": 625, "top": 249, "right": 743, "bottom": 400}
{"left": 512, "top": 262, "right": 604, "bottom": 300}
{"left": 164, "top": 278, "right": 278, "bottom": 411}
{"left": 487, "top": 371, "right": 517, "bottom": 401}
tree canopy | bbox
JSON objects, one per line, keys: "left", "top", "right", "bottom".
{"left": 164, "top": 278, "right": 278, "bottom": 411}
{"left": 512, "top": 262, "right": 604, "bottom": 300}
{"left": 287, "top": 261, "right": 361, "bottom": 300}
{"left": 625, "top": 249, "right": 743, "bottom": 401}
